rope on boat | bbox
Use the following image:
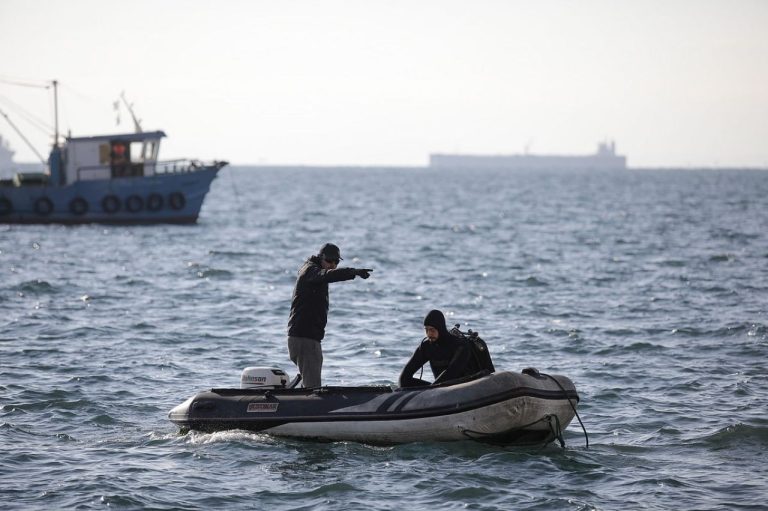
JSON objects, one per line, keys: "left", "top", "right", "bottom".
{"left": 458, "top": 373, "right": 589, "bottom": 449}
{"left": 541, "top": 372, "right": 589, "bottom": 449}
{"left": 547, "top": 413, "right": 565, "bottom": 448}
{"left": 459, "top": 414, "right": 565, "bottom": 447}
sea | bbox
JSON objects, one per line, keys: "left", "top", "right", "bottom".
{"left": 1, "top": 166, "right": 766, "bottom": 510}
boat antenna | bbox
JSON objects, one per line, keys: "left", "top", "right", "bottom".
{"left": 0, "top": 108, "right": 47, "bottom": 164}
{"left": 119, "top": 91, "right": 143, "bottom": 133}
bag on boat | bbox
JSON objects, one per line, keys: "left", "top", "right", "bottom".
{"left": 450, "top": 325, "right": 496, "bottom": 374}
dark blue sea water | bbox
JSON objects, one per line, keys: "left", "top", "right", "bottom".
{"left": 1, "top": 166, "right": 767, "bottom": 510}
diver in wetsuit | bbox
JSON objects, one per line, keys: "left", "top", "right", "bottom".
{"left": 399, "top": 309, "right": 482, "bottom": 387}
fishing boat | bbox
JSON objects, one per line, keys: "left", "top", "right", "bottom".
{"left": 168, "top": 367, "right": 581, "bottom": 446}
{"left": 0, "top": 81, "right": 226, "bottom": 224}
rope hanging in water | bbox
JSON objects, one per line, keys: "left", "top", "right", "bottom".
{"left": 542, "top": 372, "right": 589, "bottom": 449}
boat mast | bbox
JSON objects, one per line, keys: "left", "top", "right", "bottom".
{"left": 52, "top": 79, "right": 59, "bottom": 147}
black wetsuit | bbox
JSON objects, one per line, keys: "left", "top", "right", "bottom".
{"left": 399, "top": 333, "right": 482, "bottom": 387}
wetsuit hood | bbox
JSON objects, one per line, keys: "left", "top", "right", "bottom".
{"left": 424, "top": 309, "right": 451, "bottom": 339}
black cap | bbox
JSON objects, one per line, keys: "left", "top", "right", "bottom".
{"left": 319, "top": 243, "right": 343, "bottom": 261}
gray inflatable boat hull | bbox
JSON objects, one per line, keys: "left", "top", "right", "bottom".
{"left": 169, "top": 371, "right": 579, "bottom": 445}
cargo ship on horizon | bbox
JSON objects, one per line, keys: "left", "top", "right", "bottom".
{"left": 430, "top": 141, "right": 627, "bottom": 170}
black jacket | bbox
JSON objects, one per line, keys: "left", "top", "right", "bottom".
{"left": 398, "top": 333, "right": 482, "bottom": 387}
{"left": 287, "top": 256, "right": 357, "bottom": 341}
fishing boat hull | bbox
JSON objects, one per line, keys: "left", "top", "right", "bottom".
{"left": 169, "top": 371, "right": 580, "bottom": 445}
{"left": 0, "top": 164, "right": 222, "bottom": 224}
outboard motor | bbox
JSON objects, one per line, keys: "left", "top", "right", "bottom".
{"left": 240, "top": 367, "right": 288, "bottom": 389}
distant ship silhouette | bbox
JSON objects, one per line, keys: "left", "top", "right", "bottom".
{"left": 430, "top": 141, "right": 626, "bottom": 170}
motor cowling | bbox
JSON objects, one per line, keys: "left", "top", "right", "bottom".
{"left": 240, "top": 367, "right": 288, "bottom": 389}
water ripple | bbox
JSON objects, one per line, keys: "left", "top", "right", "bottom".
{"left": 0, "top": 167, "right": 766, "bottom": 510}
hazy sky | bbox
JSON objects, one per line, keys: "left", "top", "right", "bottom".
{"left": 1, "top": 0, "right": 767, "bottom": 167}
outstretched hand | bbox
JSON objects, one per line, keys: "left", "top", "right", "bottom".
{"left": 356, "top": 268, "right": 374, "bottom": 279}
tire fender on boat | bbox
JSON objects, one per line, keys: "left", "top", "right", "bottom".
{"left": 101, "top": 195, "right": 121, "bottom": 214}
{"left": 0, "top": 197, "right": 12, "bottom": 216}
{"left": 34, "top": 197, "right": 54, "bottom": 216}
{"left": 69, "top": 197, "right": 89, "bottom": 216}
{"left": 146, "top": 193, "right": 163, "bottom": 211}
{"left": 168, "top": 192, "right": 186, "bottom": 210}
{"left": 125, "top": 194, "right": 144, "bottom": 213}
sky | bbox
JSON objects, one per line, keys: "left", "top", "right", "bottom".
{"left": 1, "top": 0, "right": 767, "bottom": 167}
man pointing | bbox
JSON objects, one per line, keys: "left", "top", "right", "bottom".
{"left": 287, "top": 243, "right": 372, "bottom": 387}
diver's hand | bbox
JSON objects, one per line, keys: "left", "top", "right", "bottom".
{"left": 355, "top": 268, "right": 373, "bottom": 279}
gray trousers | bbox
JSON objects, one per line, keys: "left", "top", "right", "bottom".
{"left": 287, "top": 336, "right": 323, "bottom": 388}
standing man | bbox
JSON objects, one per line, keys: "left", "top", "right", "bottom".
{"left": 287, "top": 243, "right": 372, "bottom": 387}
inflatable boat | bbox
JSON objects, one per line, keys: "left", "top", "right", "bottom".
{"left": 169, "top": 368, "right": 581, "bottom": 446}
